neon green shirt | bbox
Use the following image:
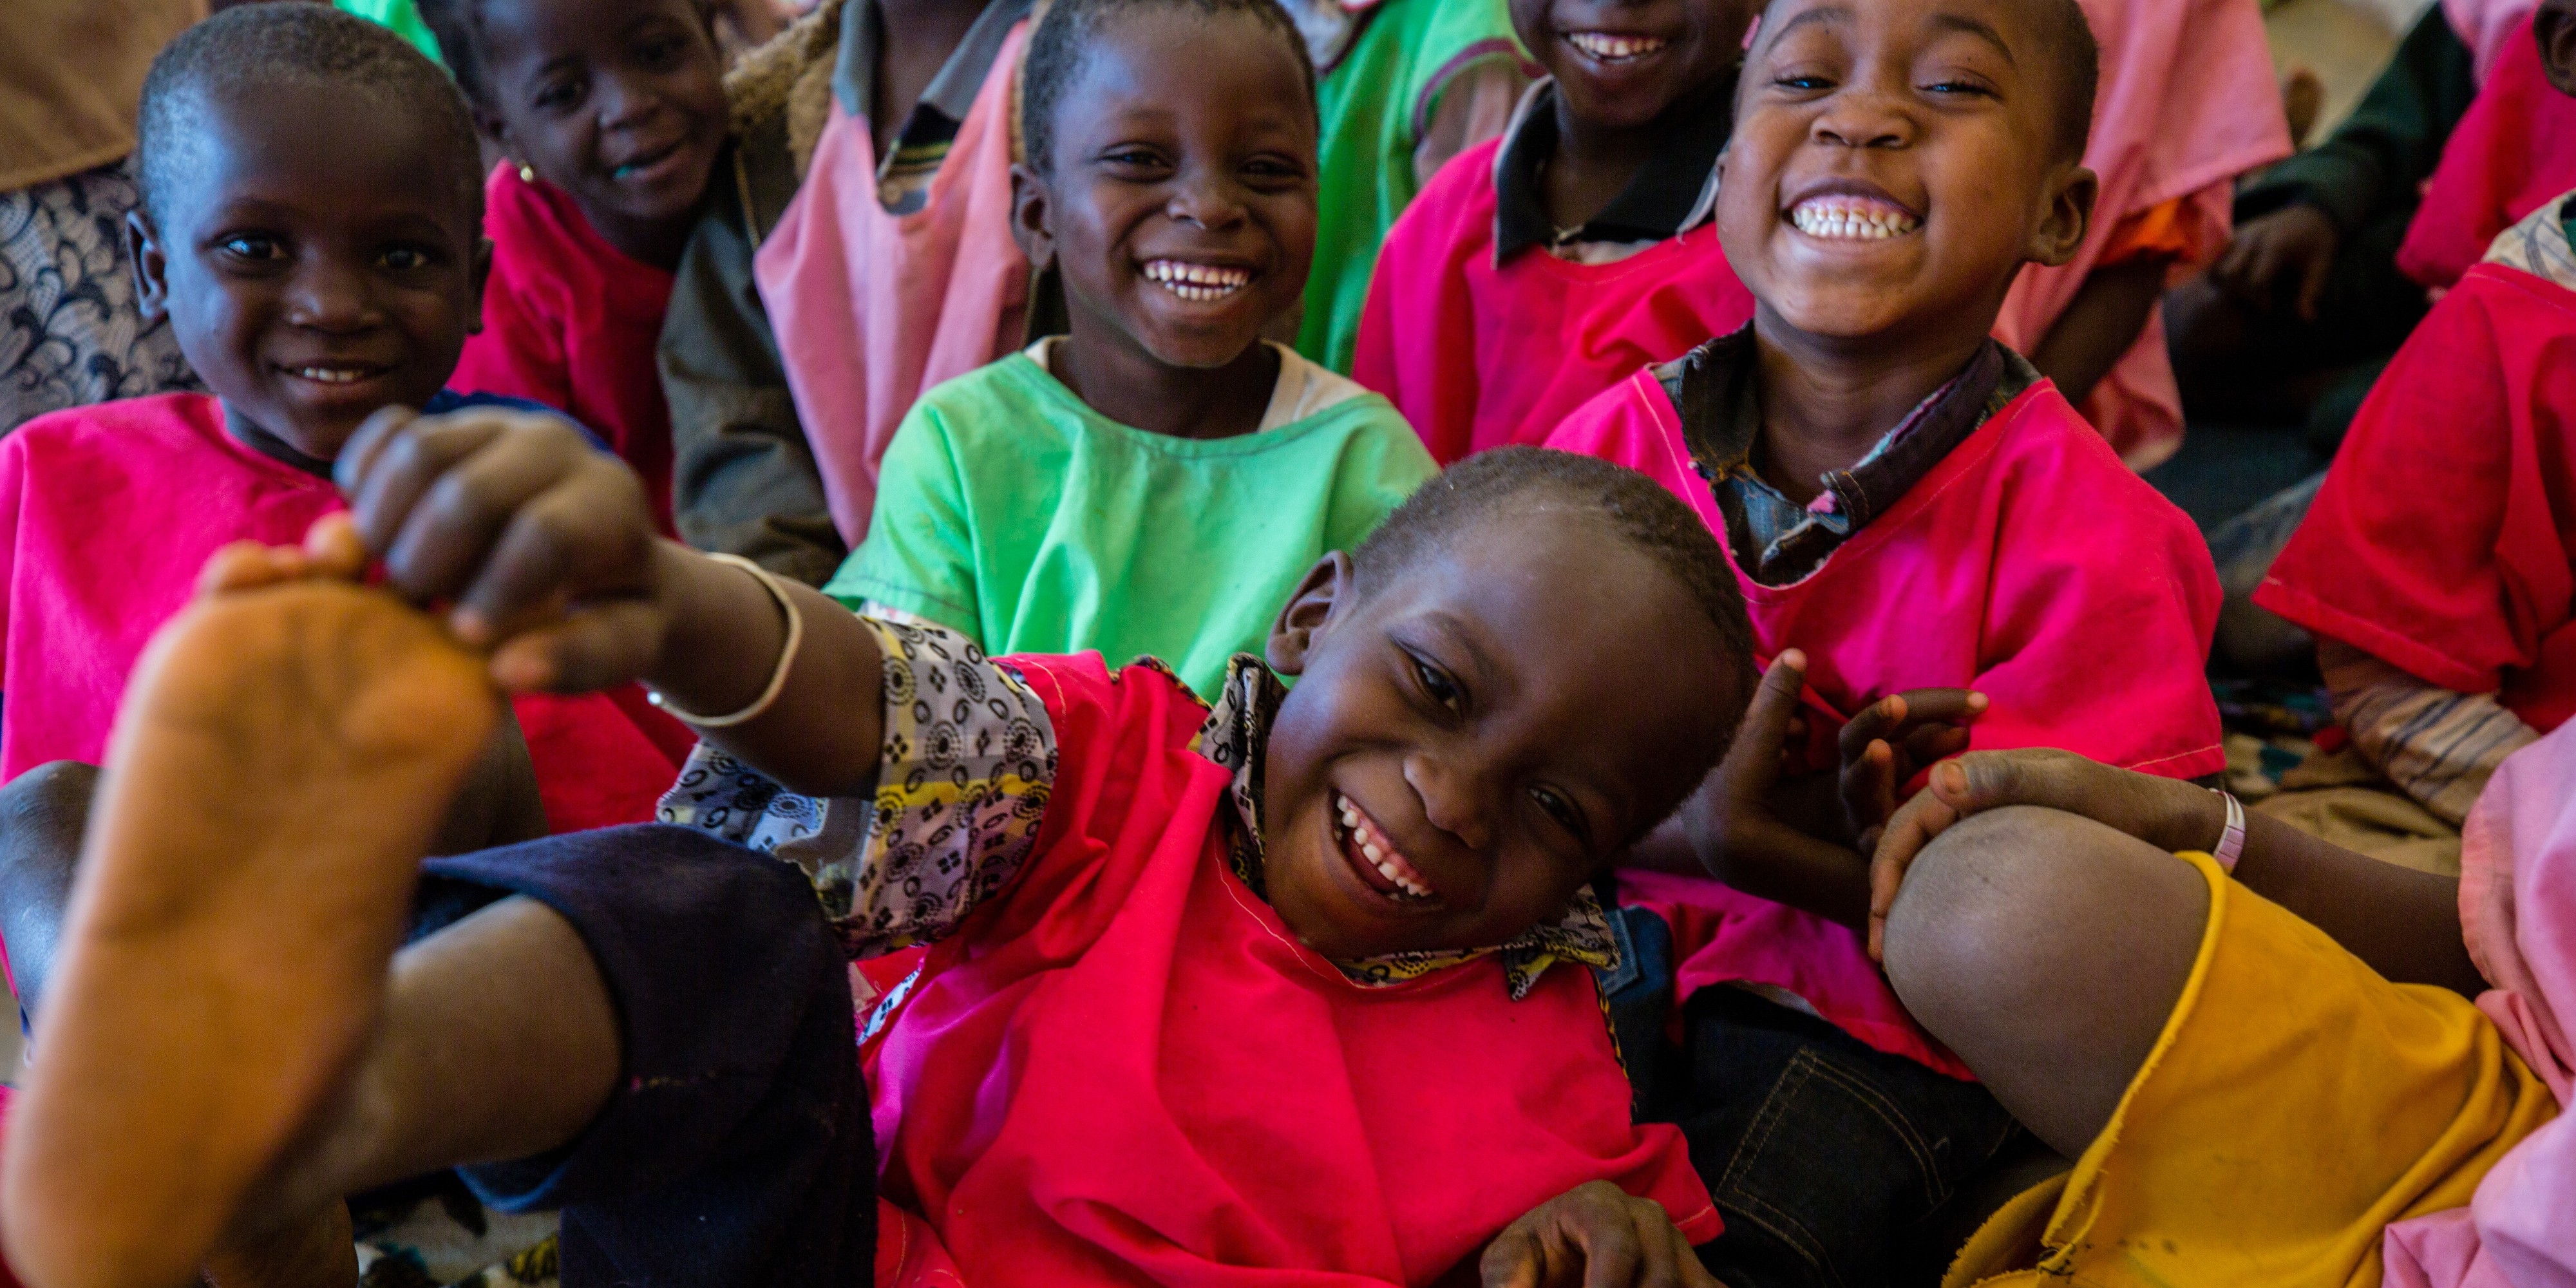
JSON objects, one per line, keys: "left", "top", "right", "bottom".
{"left": 829, "top": 341, "right": 1437, "bottom": 697}
{"left": 1296, "top": 0, "right": 1525, "bottom": 373}
{"left": 336, "top": 0, "right": 443, "bottom": 64}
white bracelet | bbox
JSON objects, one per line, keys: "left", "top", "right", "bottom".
{"left": 647, "top": 554, "right": 802, "bottom": 729}
{"left": 2210, "top": 788, "right": 2247, "bottom": 873}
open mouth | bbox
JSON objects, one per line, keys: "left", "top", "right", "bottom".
{"left": 1788, "top": 193, "right": 1924, "bottom": 241}
{"left": 1565, "top": 30, "right": 1672, "bottom": 62}
{"left": 609, "top": 138, "right": 687, "bottom": 182}
{"left": 1331, "top": 790, "right": 1438, "bottom": 904}
{"left": 1141, "top": 258, "right": 1254, "bottom": 303}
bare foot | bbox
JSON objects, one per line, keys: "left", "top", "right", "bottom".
{"left": 1, "top": 556, "right": 497, "bottom": 1288}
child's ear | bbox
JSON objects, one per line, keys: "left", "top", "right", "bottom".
{"left": 1265, "top": 551, "right": 1354, "bottom": 677}
{"left": 126, "top": 209, "right": 169, "bottom": 325}
{"left": 2540, "top": 1, "right": 2576, "bottom": 96}
{"left": 471, "top": 106, "right": 516, "bottom": 165}
{"left": 1009, "top": 162, "right": 1056, "bottom": 271}
{"left": 2027, "top": 164, "right": 2098, "bottom": 270}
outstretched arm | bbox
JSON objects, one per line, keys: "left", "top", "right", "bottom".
{"left": 1867, "top": 748, "right": 2481, "bottom": 994}
{"left": 336, "top": 405, "right": 887, "bottom": 799}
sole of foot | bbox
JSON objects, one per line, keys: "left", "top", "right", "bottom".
{"left": 1, "top": 575, "right": 496, "bottom": 1288}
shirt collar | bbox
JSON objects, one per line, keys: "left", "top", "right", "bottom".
{"left": 1492, "top": 77, "right": 1734, "bottom": 263}
{"left": 1662, "top": 327, "right": 2031, "bottom": 584}
{"left": 1191, "top": 655, "right": 1620, "bottom": 1000}
{"left": 833, "top": 0, "right": 1033, "bottom": 128}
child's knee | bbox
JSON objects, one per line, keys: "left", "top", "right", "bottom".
{"left": 0, "top": 760, "right": 100, "bottom": 1010}
{"left": 1882, "top": 806, "right": 2075, "bottom": 1003}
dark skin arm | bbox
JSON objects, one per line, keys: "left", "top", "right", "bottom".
{"left": 1628, "top": 654, "right": 1978, "bottom": 929}
{"left": 1430, "top": 1182, "right": 1726, "bottom": 1288}
{"left": 337, "top": 406, "right": 889, "bottom": 800}
{"left": 2025, "top": 257, "right": 2170, "bottom": 408}
{"left": 1868, "top": 748, "right": 2484, "bottom": 995}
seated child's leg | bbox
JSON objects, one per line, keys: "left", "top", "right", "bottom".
{"left": 1880, "top": 806, "right": 2206, "bottom": 1157}
{"left": 0, "top": 565, "right": 871, "bottom": 1288}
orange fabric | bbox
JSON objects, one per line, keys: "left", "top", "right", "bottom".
{"left": 2094, "top": 196, "right": 2226, "bottom": 271}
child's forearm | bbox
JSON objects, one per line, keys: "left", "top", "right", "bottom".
{"left": 644, "top": 542, "right": 887, "bottom": 799}
{"left": 2028, "top": 258, "right": 2167, "bottom": 407}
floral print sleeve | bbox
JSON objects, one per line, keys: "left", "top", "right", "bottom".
{"left": 656, "top": 616, "right": 1057, "bottom": 958}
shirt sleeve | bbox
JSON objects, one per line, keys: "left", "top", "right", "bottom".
{"left": 654, "top": 616, "right": 1059, "bottom": 958}
{"left": 2324, "top": 641, "right": 2541, "bottom": 825}
{"left": 1324, "top": 402, "right": 1440, "bottom": 553}
{"left": 820, "top": 406, "right": 984, "bottom": 639}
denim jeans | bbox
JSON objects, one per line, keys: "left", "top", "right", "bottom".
{"left": 1615, "top": 958, "right": 2022, "bottom": 1288}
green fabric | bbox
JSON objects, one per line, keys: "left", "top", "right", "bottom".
{"left": 336, "top": 0, "right": 446, "bottom": 65}
{"left": 829, "top": 350, "right": 1437, "bottom": 697}
{"left": 1295, "top": 0, "right": 1523, "bottom": 374}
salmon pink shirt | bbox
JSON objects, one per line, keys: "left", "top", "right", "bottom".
{"left": 1548, "top": 371, "right": 2223, "bottom": 1072}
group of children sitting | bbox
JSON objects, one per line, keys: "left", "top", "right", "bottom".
{"left": 0, "top": 0, "right": 2570, "bottom": 1284}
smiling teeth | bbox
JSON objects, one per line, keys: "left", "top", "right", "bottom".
{"left": 1335, "top": 793, "right": 1434, "bottom": 900}
{"left": 1567, "top": 31, "right": 1670, "bottom": 61}
{"left": 294, "top": 367, "right": 368, "bottom": 384}
{"left": 1142, "top": 259, "right": 1251, "bottom": 302}
{"left": 1790, "top": 198, "right": 1922, "bottom": 240}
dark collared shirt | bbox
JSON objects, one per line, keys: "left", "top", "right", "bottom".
{"left": 1654, "top": 328, "right": 2038, "bottom": 585}
{"left": 1491, "top": 77, "right": 1734, "bottom": 263}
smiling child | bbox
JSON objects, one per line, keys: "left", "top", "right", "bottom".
{"left": 0, "top": 5, "right": 689, "bottom": 837}
{"left": 417, "top": 0, "right": 733, "bottom": 534}
{"left": 1350, "top": 0, "right": 1761, "bottom": 463}
{"left": 1544, "top": 0, "right": 2224, "bottom": 1277}
{"left": 3, "top": 417, "right": 1757, "bottom": 1285}
{"left": 826, "top": 0, "right": 1435, "bottom": 699}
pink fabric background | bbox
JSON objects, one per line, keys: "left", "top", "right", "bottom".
{"left": 755, "top": 23, "right": 1033, "bottom": 545}
{"left": 2400, "top": 15, "right": 2576, "bottom": 292}
{"left": 1989, "top": 0, "right": 2289, "bottom": 469}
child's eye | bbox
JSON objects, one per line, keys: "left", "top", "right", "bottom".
{"left": 1100, "top": 147, "right": 1169, "bottom": 170}
{"left": 1773, "top": 74, "right": 1835, "bottom": 91}
{"left": 535, "top": 77, "right": 585, "bottom": 111}
{"left": 1922, "top": 80, "right": 1994, "bottom": 97}
{"left": 1531, "top": 786, "right": 1590, "bottom": 842}
{"left": 217, "top": 235, "right": 285, "bottom": 262}
{"left": 377, "top": 247, "right": 435, "bottom": 272}
{"left": 637, "top": 37, "right": 685, "bottom": 68}
{"left": 1410, "top": 655, "right": 1464, "bottom": 711}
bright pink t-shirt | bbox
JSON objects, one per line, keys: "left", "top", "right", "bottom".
{"left": 1349, "top": 137, "right": 1756, "bottom": 466}
{"left": 872, "top": 652, "right": 1720, "bottom": 1284}
{"left": 2257, "top": 263, "right": 2576, "bottom": 734}
{"left": 0, "top": 394, "right": 690, "bottom": 833}
{"left": 1547, "top": 375, "right": 2223, "bottom": 1072}
{"left": 755, "top": 23, "right": 1032, "bottom": 545}
{"left": 1988, "top": 0, "right": 2288, "bottom": 469}
{"left": 2399, "top": 17, "right": 2576, "bottom": 292}
{"left": 453, "top": 165, "right": 678, "bottom": 535}
{"left": 2383, "top": 718, "right": 2576, "bottom": 1287}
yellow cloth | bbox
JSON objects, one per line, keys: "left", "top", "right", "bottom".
{"left": 1945, "top": 851, "right": 2558, "bottom": 1288}
{"left": 0, "top": 0, "right": 204, "bottom": 191}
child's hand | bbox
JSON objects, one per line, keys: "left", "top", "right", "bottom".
{"left": 1689, "top": 652, "right": 1817, "bottom": 871}
{"left": 1480, "top": 1182, "right": 1725, "bottom": 1288}
{"left": 2210, "top": 204, "right": 2339, "bottom": 321}
{"left": 1865, "top": 748, "right": 2220, "bottom": 961}
{"left": 1835, "top": 688, "right": 1985, "bottom": 851}
{"left": 336, "top": 404, "right": 670, "bottom": 693}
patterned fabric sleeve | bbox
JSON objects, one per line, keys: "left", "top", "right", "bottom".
{"left": 657, "top": 616, "right": 1058, "bottom": 958}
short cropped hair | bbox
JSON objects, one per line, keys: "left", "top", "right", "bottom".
{"left": 1352, "top": 448, "right": 1760, "bottom": 715}
{"left": 137, "top": 5, "right": 483, "bottom": 234}
{"left": 1020, "top": 0, "right": 1320, "bottom": 175}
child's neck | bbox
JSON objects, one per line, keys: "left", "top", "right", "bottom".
{"left": 871, "top": 0, "right": 991, "bottom": 158}
{"left": 1047, "top": 326, "right": 1279, "bottom": 442}
{"left": 1748, "top": 305, "right": 1993, "bottom": 507}
{"left": 581, "top": 200, "right": 700, "bottom": 271}
{"left": 1540, "top": 80, "right": 1728, "bottom": 232}
{"left": 223, "top": 405, "right": 337, "bottom": 480}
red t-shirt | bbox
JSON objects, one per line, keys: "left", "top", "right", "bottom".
{"left": 1350, "top": 138, "right": 1755, "bottom": 464}
{"left": 1549, "top": 374, "right": 2223, "bottom": 1072}
{"left": 0, "top": 393, "right": 691, "bottom": 832}
{"left": 873, "top": 652, "right": 1719, "bottom": 1282}
{"left": 453, "top": 166, "right": 679, "bottom": 533}
{"left": 2399, "top": 15, "right": 2576, "bottom": 290}
{"left": 2258, "top": 263, "right": 2576, "bottom": 732}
